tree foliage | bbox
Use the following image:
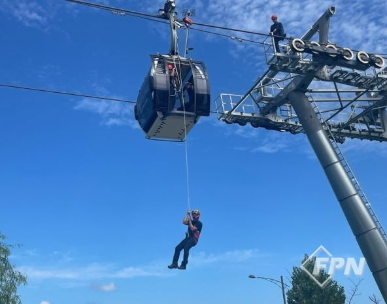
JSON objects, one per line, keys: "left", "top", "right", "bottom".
{"left": 0, "top": 233, "right": 27, "bottom": 304}
{"left": 287, "top": 254, "right": 346, "bottom": 304}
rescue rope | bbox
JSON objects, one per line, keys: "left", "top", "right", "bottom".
{"left": 171, "top": 53, "right": 191, "bottom": 212}
{"left": 183, "top": 121, "right": 191, "bottom": 212}
{"left": 181, "top": 26, "right": 191, "bottom": 212}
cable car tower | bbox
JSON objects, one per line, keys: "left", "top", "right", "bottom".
{"left": 216, "top": 7, "right": 387, "bottom": 300}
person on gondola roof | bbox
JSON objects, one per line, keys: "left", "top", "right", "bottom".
{"left": 160, "top": 0, "right": 176, "bottom": 19}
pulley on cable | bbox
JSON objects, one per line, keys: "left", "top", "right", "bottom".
{"left": 134, "top": 0, "right": 211, "bottom": 141}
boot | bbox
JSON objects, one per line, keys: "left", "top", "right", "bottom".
{"left": 178, "top": 264, "right": 186, "bottom": 270}
{"left": 167, "top": 262, "right": 178, "bottom": 269}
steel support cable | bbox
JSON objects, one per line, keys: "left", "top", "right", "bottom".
{"left": 0, "top": 76, "right": 311, "bottom": 114}
{"left": 66, "top": 0, "right": 387, "bottom": 60}
{"left": 0, "top": 82, "right": 229, "bottom": 115}
{"left": 190, "top": 26, "right": 264, "bottom": 45}
{"left": 64, "top": 0, "right": 271, "bottom": 43}
{"left": 0, "top": 83, "right": 135, "bottom": 104}
{"left": 71, "top": 0, "right": 256, "bottom": 47}
{"left": 65, "top": 0, "right": 160, "bottom": 19}
{"left": 189, "top": 23, "right": 288, "bottom": 44}
{"left": 65, "top": 0, "right": 271, "bottom": 37}
{"left": 193, "top": 20, "right": 273, "bottom": 38}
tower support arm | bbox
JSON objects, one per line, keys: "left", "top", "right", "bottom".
{"left": 261, "top": 75, "right": 314, "bottom": 115}
{"left": 301, "top": 7, "right": 335, "bottom": 44}
{"left": 337, "top": 95, "right": 387, "bottom": 132}
{"left": 287, "top": 90, "right": 387, "bottom": 301}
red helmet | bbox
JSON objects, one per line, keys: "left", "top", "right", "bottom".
{"left": 271, "top": 15, "right": 278, "bottom": 20}
{"left": 167, "top": 63, "right": 174, "bottom": 69}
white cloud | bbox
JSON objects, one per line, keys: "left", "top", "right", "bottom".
{"left": 191, "top": 249, "right": 269, "bottom": 267}
{"left": 92, "top": 282, "right": 117, "bottom": 292}
{"left": 71, "top": 76, "right": 138, "bottom": 128}
{"left": 41, "top": 301, "right": 50, "bottom": 304}
{"left": 225, "top": 127, "right": 311, "bottom": 155}
{"left": 19, "top": 262, "right": 168, "bottom": 281}
{"left": 74, "top": 98, "right": 138, "bottom": 128}
{"left": 341, "top": 138, "right": 387, "bottom": 157}
{"left": 0, "top": 0, "right": 49, "bottom": 28}
{"left": 19, "top": 248, "right": 266, "bottom": 283}
{"left": 252, "top": 141, "right": 288, "bottom": 154}
{"left": 113, "top": 267, "right": 162, "bottom": 278}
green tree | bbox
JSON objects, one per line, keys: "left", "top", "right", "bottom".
{"left": 0, "top": 233, "right": 27, "bottom": 304}
{"left": 287, "top": 254, "right": 346, "bottom": 304}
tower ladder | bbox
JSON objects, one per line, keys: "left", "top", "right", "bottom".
{"left": 310, "top": 97, "right": 387, "bottom": 242}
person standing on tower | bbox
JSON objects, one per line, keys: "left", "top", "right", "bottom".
{"left": 270, "top": 14, "right": 285, "bottom": 53}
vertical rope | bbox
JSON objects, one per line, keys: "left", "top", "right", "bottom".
{"left": 182, "top": 26, "right": 192, "bottom": 212}
{"left": 171, "top": 53, "right": 191, "bottom": 212}
{"left": 183, "top": 113, "right": 191, "bottom": 211}
{"left": 184, "top": 126, "right": 191, "bottom": 210}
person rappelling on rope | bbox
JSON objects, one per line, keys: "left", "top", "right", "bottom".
{"left": 168, "top": 209, "right": 202, "bottom": 270}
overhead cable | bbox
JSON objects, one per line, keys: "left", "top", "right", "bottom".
{"left": 193, "top": 21, "right": 269, "bottom": 38}
{"left": 64, "top": 0, "right": 271, "bottom": 39}
{"left": 0, "top": 83, "right": 135, "bottom": 104}
{"left": 65, "top": 0, "right": 160, "bottom": 20}
{"left": 0, "top": 83, "right": 228, "bottom": 114}
{"left": 189, "top": 27, "right": 265, "bottom": 45}
{"left": 65, "top": 0, "right": 387, "bottom": 58}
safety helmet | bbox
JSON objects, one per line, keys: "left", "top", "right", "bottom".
{"left": 192, "top": 209, "right": 200, "bottom": 217}
{"left": 271, "top": 15, "right": 277, "bottom": 20}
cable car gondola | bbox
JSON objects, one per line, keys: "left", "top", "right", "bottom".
{"left": 135, "top": 55, "right": 210, "bottom": 141}
{"left": 134, "top": 0, "right": 210, "bottom": 141}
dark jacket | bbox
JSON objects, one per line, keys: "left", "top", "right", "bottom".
{"left": 270, "top": 22, "right": 285, "bottom": 40}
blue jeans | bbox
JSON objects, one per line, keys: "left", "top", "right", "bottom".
{"left": 173, "top": 237, "right": 196, "bottom": 265}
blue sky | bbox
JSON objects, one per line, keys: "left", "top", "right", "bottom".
{"left": 0, "top": 0, "right": 387, "bottom": 304}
